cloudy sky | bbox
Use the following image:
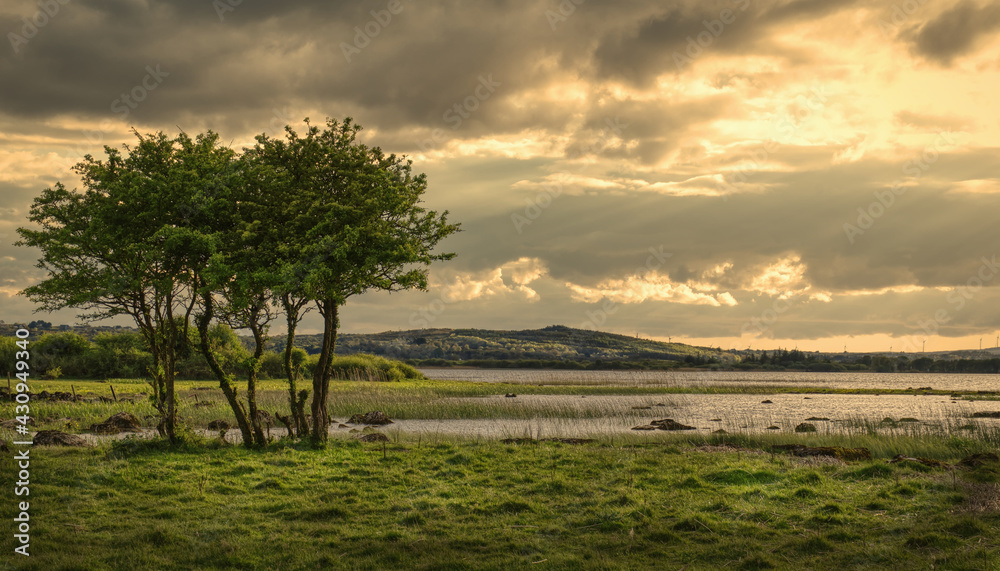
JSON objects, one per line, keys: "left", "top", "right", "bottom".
{"left": 3, "top": 0, "right": 1000, "bottom": 353}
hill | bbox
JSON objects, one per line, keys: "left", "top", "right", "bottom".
{"left": 276, "top": 325, "right": 728, "bottom": 367}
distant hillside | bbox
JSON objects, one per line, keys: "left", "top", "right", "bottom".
{"left": 271, "top": 325, "right": 729, "bottom": 365}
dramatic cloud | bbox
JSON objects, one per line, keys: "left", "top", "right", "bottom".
{"left": 3, "top": 0, "right": 1000, "bottom": 351}
{"left": 904, "top": 0, "right": 1000, "bottom": 65}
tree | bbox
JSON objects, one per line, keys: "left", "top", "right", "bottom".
{"left": 18, "top": 119, "right": 459, "bottom": 446}
{"left": 250, "top": 118, "right": 459, "bottom": 442}
{"left": 0, "top": 337, "right": 18, "bottom": 379}
{"left": 16, "top": 132, "right": 209, "bottom": 442}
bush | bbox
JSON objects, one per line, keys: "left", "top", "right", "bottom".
{"left": 84, "top": 332, "right": 153, "bottom": 379}
{"left": 33, "top": 332, "right": 92, "bottom": 377}
{"left": 313, "top": 353, "right": 426, "bottom": 382}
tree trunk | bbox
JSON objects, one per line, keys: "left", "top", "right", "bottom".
{"left": 247, "top": 318, "right": 267, "bottom": 446}
{"left": 197, "top": 292, "right": 256, "bottom": 447}
{"left": 310, "top": 299, "right": 338, "bottom": 444}
{"left": 282, "top": 295, "right": 309, "bottom": 439}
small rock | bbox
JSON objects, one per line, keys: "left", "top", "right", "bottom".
{"left": 1, "top": 417, "right": 34, "bottom": 429}
{"left": 971, "top": 411, "right": 1000, "bottom": 418}
{"left": 505, "top": 393, "right": 517, "bottom": 398}
{"left": 631, "top": 418, "right": 697, "bottom": 431}
{"left": 761, "top": 400, "right": 773, "bottom": 404}
{"left": 712, "top": 429, "right": 728, "bottom": 434}
{"left": 805, "top": 417, "right": 830, "bottom": 421}
{"left": 89, "top": 412, "right": 142, "bottom": 434}
{"left": 347, "top": 411, "right": 393, "bottom": 425}
{"left": 795, "top": 423, "right": 817, "bottom": 433}
{"left": 33, "top": 431, "right": 89, "bottom": 447}
{"left": 338, "top": 424, "right": 349, "bottom": 428}
{"left": 631, "top": 406, "right": 652, "bottom": 410}
{"left": 710, "top": 418, "right": 722, "bottom": 422}
{"left": 766, "top": 425, "right": 780, "bottom": 430}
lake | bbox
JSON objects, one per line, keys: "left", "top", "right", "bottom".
{"left": 419, "top": 368, "right": 1000, "bottom": 391}
{"left": 380, "top": 368, "right": 1000, "bottom": 439}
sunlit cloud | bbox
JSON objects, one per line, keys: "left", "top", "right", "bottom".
{"left": 566, "top": 270, "right": 736, "bottom": 307}
{"left": 433, "top": 257, "right": 546, "bottom": 303}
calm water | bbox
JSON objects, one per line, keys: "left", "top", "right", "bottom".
{"left": 373, "top": 368, "right": 1000, "bottom": 438}
{"left": 419, "top": 368, "right": 1000, "bottom": 392}
{"left": 371, "top": 393, "right": 1000, "bottom": 439}
{"left": 77, "top": 370, "right": 1000, "bottom": 442}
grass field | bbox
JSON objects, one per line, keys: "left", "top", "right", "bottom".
{"left": 2, "top": 377, "right": 1000, "bottom": 569}
{"left": 2, "top": 434, "right": 1000, "bottom": 570}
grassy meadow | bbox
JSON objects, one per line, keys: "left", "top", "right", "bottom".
{"left": 2, "top": 375, "right": 1000, "bottom": 569}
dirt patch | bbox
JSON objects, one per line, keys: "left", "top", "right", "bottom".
{"left": 889, "top": 454, "right": 949, "bottom": 468}
{"left": 501, "top": 438, "right": 595, "bottom": 445}
{"left": 35, "top": 391, "right": 78, "bottom": 402}
{"left": 772, "top": 444, "right": 872, "bottom": 461}
{"left": 959, "top": 453, "right": 999, "bottom": 467}
{"left": 89, "top": 412, "right": 142, "bottom": 434}
{"left": 33, "top": 430, "right": 89, "bottom": 447}
{"left": 694, "top": 444, "right": 761, "bottom": 455}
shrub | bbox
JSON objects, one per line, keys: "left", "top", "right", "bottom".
{"left": 319, "top": 353, "right": 426, "bottom": 382}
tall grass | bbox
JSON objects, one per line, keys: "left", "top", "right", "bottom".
{"left": 6, "top": 377, "right": 1000, "bottom": 455}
